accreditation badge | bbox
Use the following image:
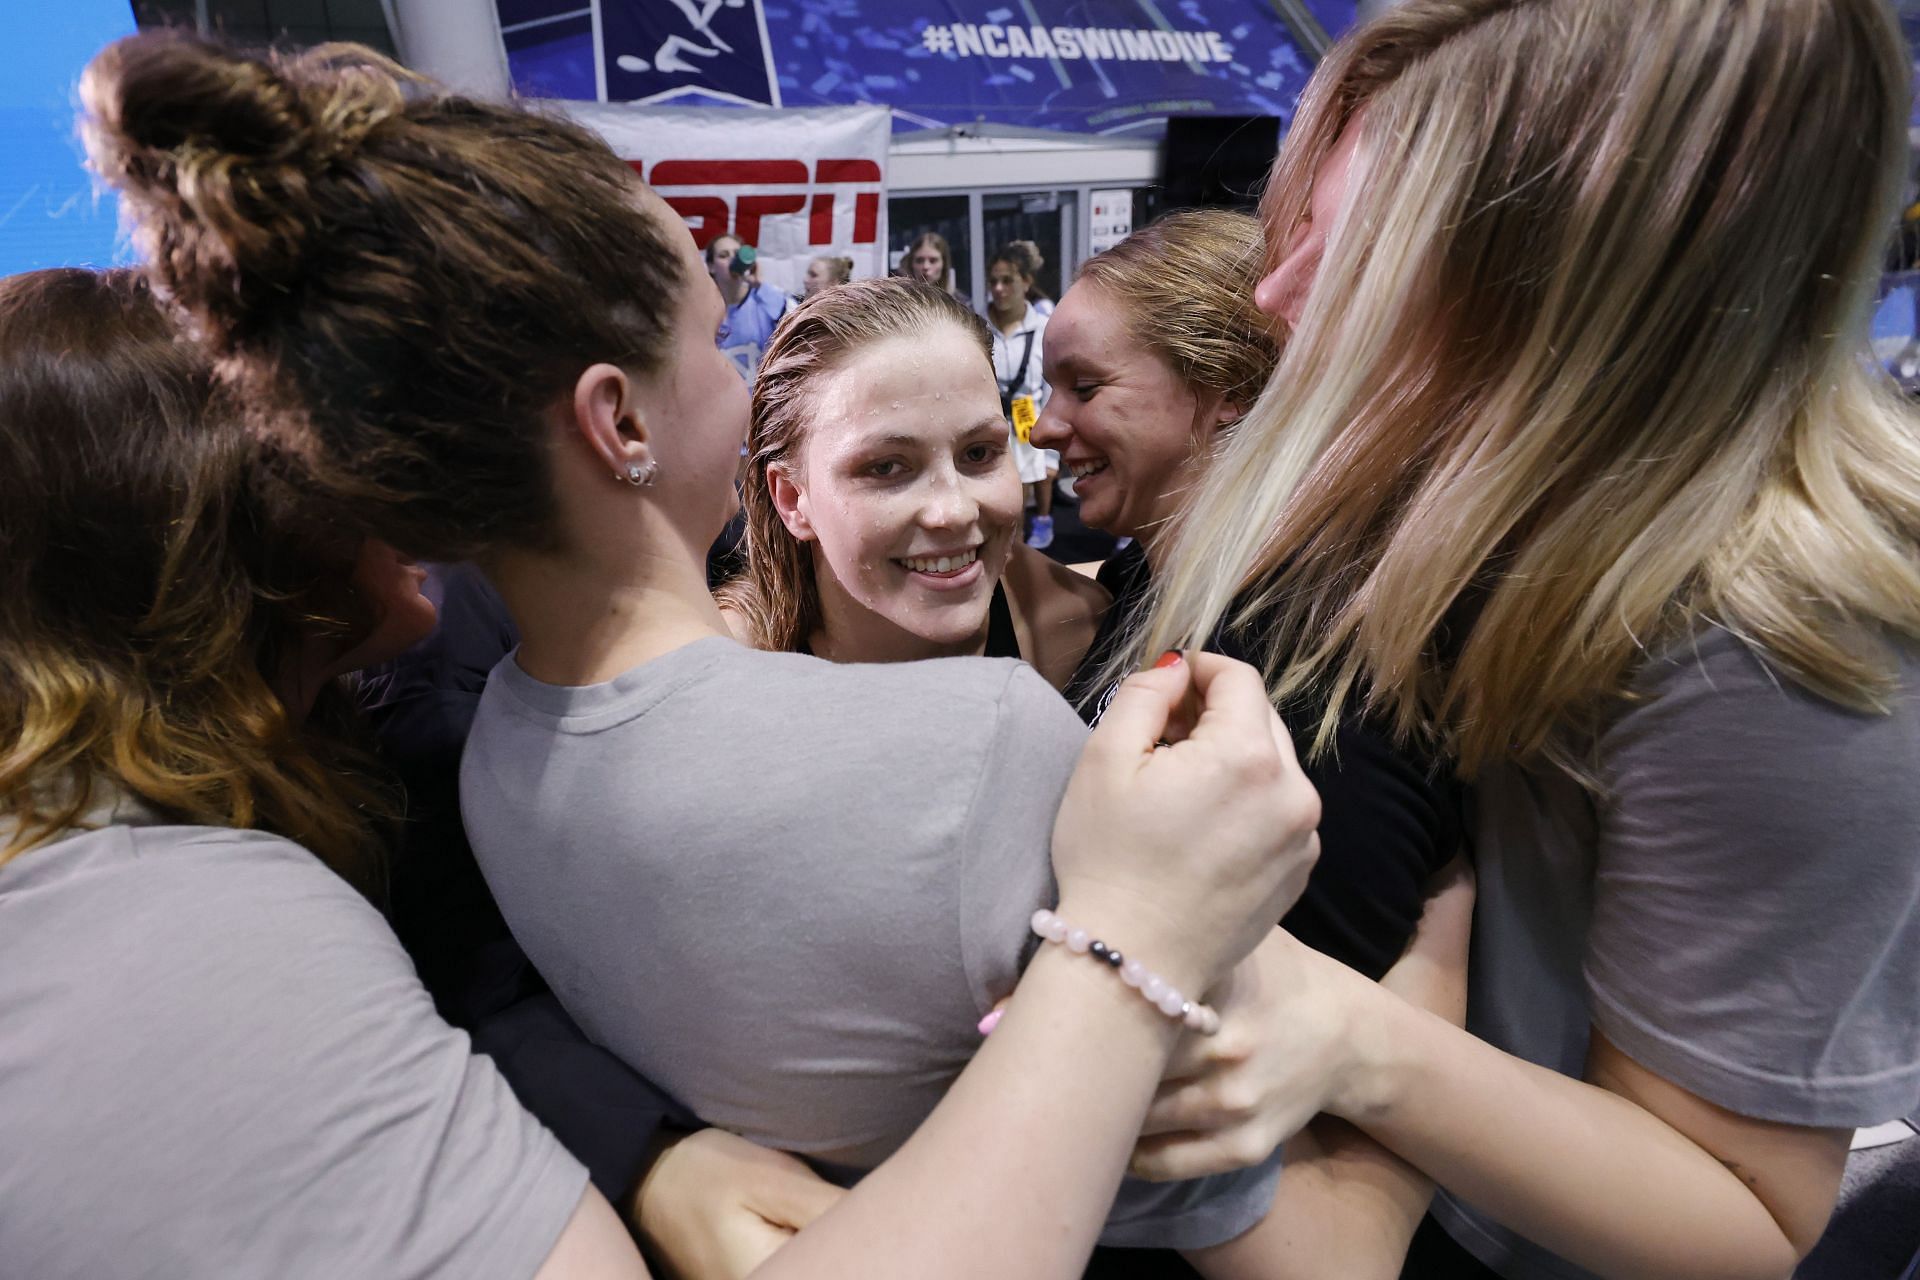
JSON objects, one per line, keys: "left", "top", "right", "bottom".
{"left": 1010, "top": 395, "right": 1037, "bottom": 444}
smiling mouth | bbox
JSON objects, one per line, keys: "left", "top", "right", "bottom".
{"left": 896, "top": 547, "right": 981, "bottom": 576}
{"left": 1069, "top": 459, "right": 1110, "bottom": 481}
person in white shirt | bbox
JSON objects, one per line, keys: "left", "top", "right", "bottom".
{"left": 986, "top": 247, "right": 1059, "bottom": 550}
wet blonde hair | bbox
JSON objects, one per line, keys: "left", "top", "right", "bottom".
{"left": 1117, "top": 0, "right": 1920, "bottom": 777}
{"left": 719, "top": 278, "right": 995, "bottom": 652}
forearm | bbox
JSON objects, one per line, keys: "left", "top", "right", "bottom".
{"left": 1189, "top": 1119, "right": 1429, "bottom": 1280}
{"left": 1346, "top": 1000, "right": 1799, "bottom": 1280}
{"left": 753, "top": 945, "right": 1180, "bottom": 1280}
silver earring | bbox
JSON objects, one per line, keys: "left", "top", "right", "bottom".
{"left": 619, "top": 460, "right": 658, "bottom": 487}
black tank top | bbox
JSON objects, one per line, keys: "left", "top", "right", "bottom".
{"left": 798, "top": 583, "right": 1021, "bottom": 661}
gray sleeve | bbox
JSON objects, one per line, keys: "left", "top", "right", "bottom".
{"left": 956, "top": 663, "right": 1285, "bottom": 1250}
{"left": 21, "top": 828, "right": 589, "bottom": 1279}
{"left": 957, "top": 661, "right": 1085, "bottom": 1012}
{"left": 1586, "top": 629, "right": 1920, "bottom": 1126}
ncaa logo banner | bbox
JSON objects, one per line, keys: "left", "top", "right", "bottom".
{"left": 601, "top": 0, "right": 781, "bottom": 107}
{"left": 561, "top": 102, "right": 890, "bottom": 299}
{"left": 502, "top": 0, "right": 1339, "bottom": 134}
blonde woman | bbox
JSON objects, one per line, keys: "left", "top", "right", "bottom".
{"left": 719, "top": 276, "right": 1106, "bottom": 689}
{"left": 1110, "top": 3, "right": 1920, "bottom": 1279}
{"left": 1042, "top": 207, "right": 1459, "bottom": 988}
{"left": 800, "top": 255, "right": 852, "bottom": 298}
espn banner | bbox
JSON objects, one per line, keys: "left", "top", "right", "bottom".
{"left": 562, "top": 102, "right": 890, "bottom": 298}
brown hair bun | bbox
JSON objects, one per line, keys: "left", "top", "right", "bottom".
{"left": 81, "top": 33, "right": 690, "bottom": 564}
{"left": 82, "top": 34, "right": 406, "bottom": 295}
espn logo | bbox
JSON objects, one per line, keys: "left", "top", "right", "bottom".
{"left": 626, "top": 159, "right": 883, "bottom": 249}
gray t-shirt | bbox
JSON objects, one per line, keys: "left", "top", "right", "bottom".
{"left": 1435, "top": 628, "right": 1920, "bottom": 1279}
{"left": 0, "top": 802, "right": 588, "bottom": 1279}
{"left": 462, "top": 637, "right": 1281, "bottom": 1249}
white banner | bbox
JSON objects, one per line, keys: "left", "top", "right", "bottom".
{"left": 561, "top": 102, "right": 890, "bottom": 298}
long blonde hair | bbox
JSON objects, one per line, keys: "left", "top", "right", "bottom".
{"left": 1120, "top": 0, "right": 1920, "bottom": 778}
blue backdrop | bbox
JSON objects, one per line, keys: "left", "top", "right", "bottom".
{"left": 0, "top": 0, "right": 137, "bottom": 275}
{"left": 501, "top": 0, "right": 1345, "bottom": 134}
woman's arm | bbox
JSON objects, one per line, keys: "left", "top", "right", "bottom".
{"left": 1151, "top": 860, "right": 1475, "bottom": 1280}
{"left": 1139, "top": 939, "right": 1849, "bottom": 1280}
{"left": 756, "top": 945, "right": 1187, "bottom": 1279}
{"left": 1002, "top": 542, "right": 1110, "bottom": 690}
{"left": 756, "top": 654, "right": 1323, "bottom": 1280}
{"left": 1343, "top": 988, "right": 1849, "bottom": 1279}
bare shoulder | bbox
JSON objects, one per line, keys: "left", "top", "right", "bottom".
{"left": 1002, "top": 544, "right": 1111, "bottom": 690}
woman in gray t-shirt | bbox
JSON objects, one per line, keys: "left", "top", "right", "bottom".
{"left": 0, "top": 268, "right": 599, "bottom": 1278}
{"left": 1109, "top": 3, "right": 1920, "bottom": 1280}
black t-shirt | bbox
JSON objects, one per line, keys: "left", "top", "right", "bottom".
{"left": 1064, "top": 543, "right": 1462, "bottom": 982}
{"left": 1076, "top": 545, "right": 1462, "bottom": 1280}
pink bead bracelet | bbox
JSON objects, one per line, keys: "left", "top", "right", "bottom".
{"left": 1030, "top": 908, "right": 1221, "bottom": 1036}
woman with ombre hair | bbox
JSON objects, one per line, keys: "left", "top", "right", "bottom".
{"left": 1107, "top": 3, "right": 1920, "bottom": 1278}
{"left": 0, "top": 268, "right": 598, "bottom": 1279}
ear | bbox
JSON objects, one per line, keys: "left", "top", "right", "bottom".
{"left": 571, "top": 362, "right": 656, "bottom": 479}
{"left": 768, "top": 462, "right": 816, "bottom": 541}
{"left": 1197, "top": 393, "right": 1243, "bottom": 435}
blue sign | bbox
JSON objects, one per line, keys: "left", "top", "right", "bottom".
{"left": 0, "top": 0, "right": 138, "bottom": 275}
{"left": 502, "top": 0, "right": 1328, "bottom": 134}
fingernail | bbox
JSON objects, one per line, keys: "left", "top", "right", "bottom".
{"left": 977, "top": 1008, "right": 1004, "bottom": 1037}
{"left": 1152, "top": 650, "right": 1183, "bottom": 670}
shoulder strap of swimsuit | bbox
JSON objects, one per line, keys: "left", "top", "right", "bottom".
{"left": 986, "top": 581, "right": 1021, "bottom": 660}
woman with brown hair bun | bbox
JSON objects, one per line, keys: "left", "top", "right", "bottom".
{"left": 81, "top": 30, "right": 1328, "bottom": 1280}
{"left": 0, "top": 267, "right": 623, "bottom": 1278}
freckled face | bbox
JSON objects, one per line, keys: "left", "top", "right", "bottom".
{"left": 1031, "top": 281, "right": 1213, "bottom": 542}
{"left": 777, "top": 326, "right": 1021, "bottom": 649}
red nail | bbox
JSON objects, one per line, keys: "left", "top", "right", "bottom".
{"left": 1152, "top": 650, "right": 1183, "bottom": 670}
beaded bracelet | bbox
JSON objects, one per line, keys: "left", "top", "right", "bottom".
{"left": 1030, "top": 908, "right": 1221, "bottom": 1036}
